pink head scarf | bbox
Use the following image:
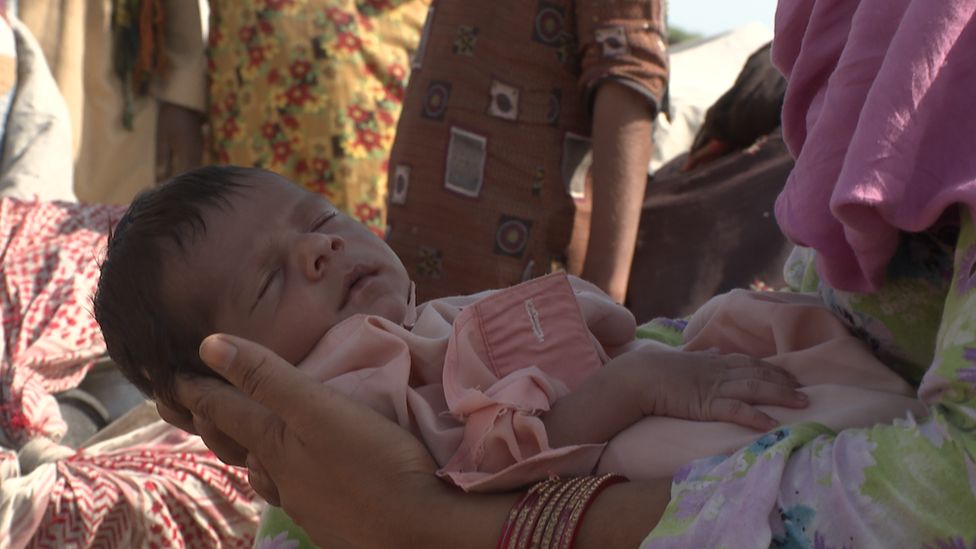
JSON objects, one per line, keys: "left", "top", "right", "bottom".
{"left": 772, "top": 0, "right": 976, "bottom": 292}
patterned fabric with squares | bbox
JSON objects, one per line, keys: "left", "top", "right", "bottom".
{"left": 387, "top": 0, "right": 668, "bottom": 300}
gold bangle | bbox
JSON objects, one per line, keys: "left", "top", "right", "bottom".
{"left": 559, "top": 474, "right": 628, "bottom": 549}
{"left": 539, "top": 476, "right": 586, "bottom": 548}
{"left": 498, "top": 474, "right": 628, "bottom": 549}
{"left": 502, "top": 479, "right": 545, "bottom": 546}
{"left": 515, "top": 478, "right": 563, "bottom": 549}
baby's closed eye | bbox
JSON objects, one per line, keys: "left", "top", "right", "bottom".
{"left": 309, "top": 210, "right": 338, "bottom": 232}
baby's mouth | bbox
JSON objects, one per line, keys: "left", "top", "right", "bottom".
{"left": 339, "top": 266, "right": 378, "bottom": 310}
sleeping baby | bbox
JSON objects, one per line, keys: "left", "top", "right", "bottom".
{"left": 93, "top": 166, "right": 924, "bottom": 492}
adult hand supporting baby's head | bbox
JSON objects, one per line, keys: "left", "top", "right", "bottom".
{"left": 156, "top": 388, "right": 252, "bottom": 480}
{"left": 170, "top": 334, "right": 443, "bottom": 547}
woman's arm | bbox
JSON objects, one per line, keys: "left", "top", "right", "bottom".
{"left": 169, "top": 335, "right": 672, "bottom": 547}
{"left": 582, "top": 81, "right": 654, "bottom": 302}
{"left": 572, "top": 0, "right": 668, "bottom": 303}
{"left": 418, "top": 477, "right": 672, "bottom": 549}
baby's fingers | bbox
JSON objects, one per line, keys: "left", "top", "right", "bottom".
{"left": 724, "top": 363, "right": 799, "bottom": 388}
{"left": 719, "top": 375, "right": 809, "bottom": 409}
{"left": 716, "top": 353, "right": 785, "bottom": 373}
{"left": 708, "top": 398, "right": 780, "bottom": 431}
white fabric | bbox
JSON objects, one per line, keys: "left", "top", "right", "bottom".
{"left": 0, "top": 17, "right": 74, "bottom": 202}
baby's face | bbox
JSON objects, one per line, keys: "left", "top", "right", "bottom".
{"left": 163, "top": 172, "right": 411, "bottom": 365}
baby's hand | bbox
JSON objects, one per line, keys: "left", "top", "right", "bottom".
{"left": 633, "top": 348, "right": 808, "bottom": 431}
{"left": 545, "top": 346, "right": 809, "bottom": 448}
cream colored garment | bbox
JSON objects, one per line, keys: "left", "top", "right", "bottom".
{"left": 299, "top": 276, "right": 923, "bottom": 491}
{"left": 19, "top": 0, "right": 206, "bottom": 203}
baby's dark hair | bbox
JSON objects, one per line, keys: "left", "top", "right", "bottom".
{"left": 93, "top": 165, "right": 258, "bottom": 404}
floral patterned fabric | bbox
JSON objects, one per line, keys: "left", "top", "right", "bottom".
{"left": 644, "top": 215, "right": 976, "bottom": 547}
{"left": 206, "top": 0, "right": 430, "bottom": 235}
{"left": 253, "top": 507, "right": 314, "bottom": 549}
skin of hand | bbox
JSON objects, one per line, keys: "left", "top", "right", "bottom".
{"left": 164, "top": 334, "right": 673, "bottom": 548}
{"left": 155, "top": 101, "right": 205, "bottom": 182}
{"left": 582, "top": 81, "right": 655, "bottom": 303}
{"left": 545, "top": 345, "right": 809, "bottom": 448}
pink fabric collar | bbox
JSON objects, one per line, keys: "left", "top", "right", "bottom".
{"left": 772, "top": 0, "right": 976, "bottom": 292}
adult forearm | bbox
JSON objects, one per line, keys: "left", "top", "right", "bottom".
{"left": 418, "top": 477, "right": 668, "bottom": 549}
{"left": 583, "top": 81, "right": 655, "bottom": 303}
{"left": 575, "top": 479, "right": 670, "bottom": 547}
{"left": 403, "top": 477, "right": 518, "bottom": 548}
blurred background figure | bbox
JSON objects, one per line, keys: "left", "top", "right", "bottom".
{"left": 19, "top": 0, "right": 207, "bottom": 203}
{"left": 386, "top": 0, "right": 668, "bottom": 303}
{"left": 19, "top": 0, "right": 429, "bottom": 233}
{"left": 0, "top": 1, "right": 74, "bottom": 201}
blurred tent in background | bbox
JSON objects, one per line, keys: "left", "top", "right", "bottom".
{"left": 629, "top": 24, "right": 793, "bottom": 322}
{"left": 651, "top": 22, "right": 773, "bottom": 174}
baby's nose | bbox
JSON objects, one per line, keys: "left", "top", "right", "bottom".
{"left": 298, "top": 233, "right": 344, "bottom": 279}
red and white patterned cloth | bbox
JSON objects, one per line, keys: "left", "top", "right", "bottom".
{"left": 0, "top": 197, "right": 261, "bottom": 548}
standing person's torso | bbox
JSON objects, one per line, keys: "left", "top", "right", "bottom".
{"left": 386, "top": 0, "right": 594, "bottom": 300}
{"left": 207, "top": 0, "right": 429, "bottom": 235}
{"left": 21, "top": 0, "right": 158, "bottom": 203}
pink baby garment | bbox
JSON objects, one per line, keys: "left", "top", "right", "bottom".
{"left": 298, "top": 273, "right": 633, "bottom": 491}
{"left": 298, "top": 274, "right": 924, "bottom": 491}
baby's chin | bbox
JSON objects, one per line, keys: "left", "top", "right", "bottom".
{"left": 364, "top": 279, "right": 412, "bottom": 325}
{"left": 370, "top": 299, "right": 409, "bottom": 326}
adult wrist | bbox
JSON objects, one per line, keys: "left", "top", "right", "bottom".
{"left": 497, "top": 474, "right": 629, "bottom": 549}
{"left": 399, "top": 475, "right": 519, "bottom": 549}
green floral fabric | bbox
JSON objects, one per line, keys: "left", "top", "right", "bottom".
{"left": 644, "top": 213, "right": 976, "bottom": 548}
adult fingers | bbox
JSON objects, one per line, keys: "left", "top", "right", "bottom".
{"left": 197, "top": 334, "right": 348, "bottom": 430}
{"left": 718, "top": 378, "right": 808, "bottom": 409}
{"left": 156, "top": 399, "right": 196, "bottom": 434}
{"left": 158, "top": 379, "right": 250, "bottom": 465}
{"left": 195, "top": 334, "right": 440, "bottom": 478}
{"left": 708, "top": 397, "right": 779, "bottom": 431}
{"left": 193, "top": 413, "right": 249, "bottom": 466}
{"left": 246, "top": 453, "right": 281, "bottom": 506}
{"left": 174, "top": 373, "right": 286, "bottom": 467}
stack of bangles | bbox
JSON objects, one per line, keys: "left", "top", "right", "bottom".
{"left": 497, "top": 473, "right": 629, "bottom": 549}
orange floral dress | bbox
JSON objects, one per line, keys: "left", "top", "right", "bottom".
{"left": 206, "top": 0, "right": 430, "bottom": 235}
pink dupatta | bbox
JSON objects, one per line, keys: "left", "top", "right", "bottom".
{"left": 773, "top": 0, "right": 976, "bottom": 292}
